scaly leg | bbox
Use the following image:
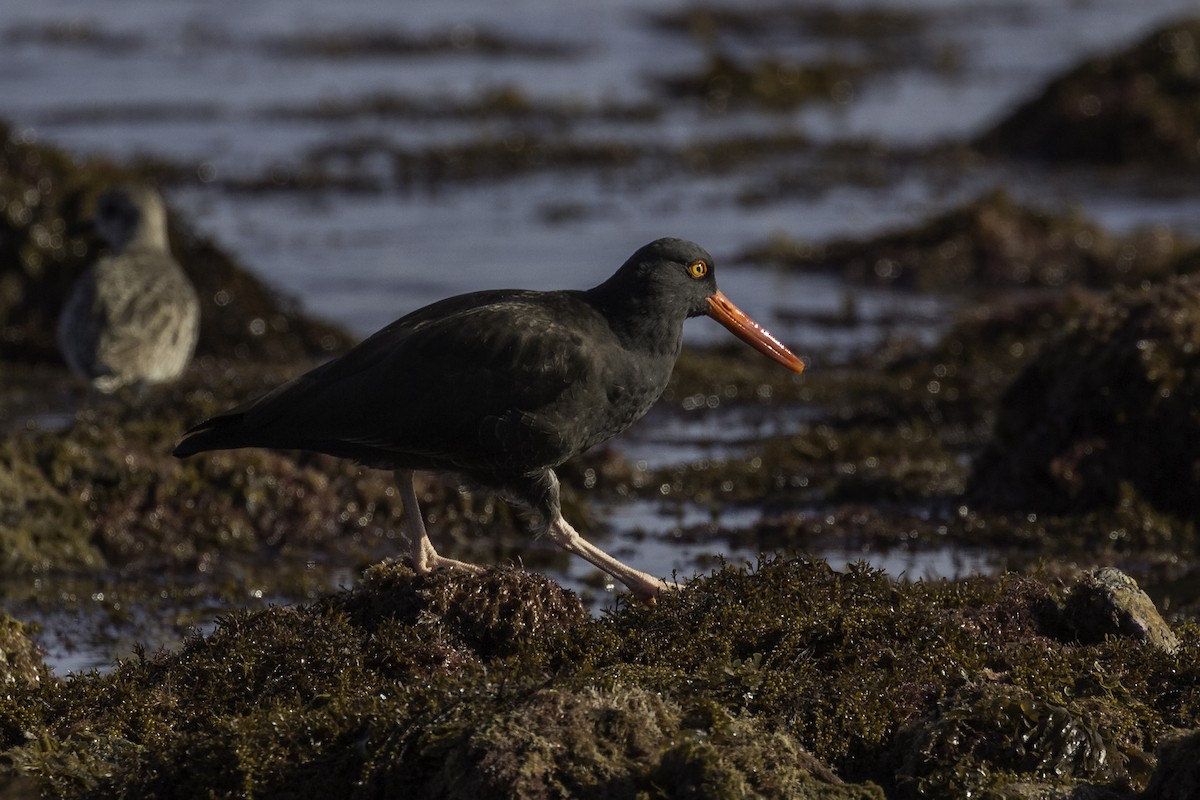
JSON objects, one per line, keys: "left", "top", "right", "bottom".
{"left": 545, "top": 513, "right": 676, "bottom": 602}
{"left": 395, "top": 469, "right": 484, "bottom": 575}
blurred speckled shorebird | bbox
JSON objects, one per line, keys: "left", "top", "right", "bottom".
{"left": 58, "top": 185, "right": 200, "bottom": 393}
{"left": 174, "top": 238, "right": 804, "bottom": 601}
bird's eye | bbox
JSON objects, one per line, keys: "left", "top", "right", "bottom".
{"left": 687, "top": 260, "right": 708, "bottom": 279}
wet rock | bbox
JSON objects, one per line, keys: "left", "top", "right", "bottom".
{"left": 977, "top": 18, "right": 1200, "bottom": 166}
{"left": 969, "top": 275, "right": 1200, "bottom": 520}
{"left": 739, "top": 188, "right": 1194, "bottom": 292}
{"left": 0, "top": 121, "right": 353, "bottom": 364}
{"left": 1141, "top": 728, "right": 1200, "bottom": 800}
{"left": 1062, "top": 567, "right": 1179, "bottom": 654}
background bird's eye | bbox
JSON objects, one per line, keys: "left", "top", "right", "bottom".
{"left": 687, "top": 260, "right": 708, "bottom": 278}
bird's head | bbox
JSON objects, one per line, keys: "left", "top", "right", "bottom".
{"left": 614, "top": 237, "right": 805, "bottom": 374}
{"left": 94, "top": 185, "right": 169, "bottom": 253}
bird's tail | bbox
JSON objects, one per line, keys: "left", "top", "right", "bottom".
{"left": 172, "top": 414, "right": 254, "bottom": 458}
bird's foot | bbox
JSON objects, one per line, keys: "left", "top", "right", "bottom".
{"left": 411, "top": 542, "right": 486, "bottom": 576}
{"left": 629, "top": 577, "right": 679, "bottom": 605}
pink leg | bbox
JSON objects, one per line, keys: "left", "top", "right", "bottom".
{"left": 395, "top": 470, "right": 484, "bottom": 575}
{"left": 544, "top": 513, "right": 677, "bottom": 602}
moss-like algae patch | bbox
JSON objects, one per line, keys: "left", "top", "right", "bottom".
{"left": 1, "top": 561, "right": 1197, "bottom": 797}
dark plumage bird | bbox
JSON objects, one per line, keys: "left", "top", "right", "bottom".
{"left": 174, "top": 238, "right": 804, "bottom": 600}
{"left": 58, "top": 185, "right": 200, "bottom": 393}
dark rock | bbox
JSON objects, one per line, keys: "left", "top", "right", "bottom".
{"left": 969, "top": 275, "right": 1200, "bottom": 520}
{"left": 1141, "top": 728, "right": 1200, "bottom": 800}
{"left": 978, "top": 18, "right": 1200, "bottom": 166}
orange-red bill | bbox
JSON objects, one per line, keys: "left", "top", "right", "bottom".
{"left": 706, "top": 291, "right": 806, "bottom": 374}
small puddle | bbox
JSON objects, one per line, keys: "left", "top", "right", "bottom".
{"left": 548, "top": 498, "right": 998, "bottom": 612}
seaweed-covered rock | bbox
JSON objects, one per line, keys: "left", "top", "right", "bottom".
{"left": 0, "top": 122, "right": 353, "bottom": 363}
{"left": 0, "top": 444, "right": 101, "bottom": 573}
{"left": 325, "top": 561, "right": 588, "bottom": 660}
{"left": 977, "top": 18, "right": 1200, "bottom": 165}
{"left": 658, "top": 51, "right": 866, "bottom": 112}
{"left": 741, "top": 189, "right": 1194, "bottom": 292}
{"left": 0, "top": 614, "right": 47, "bottom": 759}
{"left": 435, "top": 689, "right": 880, "bottom": 800}
{"left": 969, "top": 276, "right": 1200, "bottom": 519}
{"left": 2, "top": 559, "right": 1199, "bottom": 798}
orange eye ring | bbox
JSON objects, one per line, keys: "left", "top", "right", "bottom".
{"left": 687, "top": 260, "right": 708, "bottom": 279}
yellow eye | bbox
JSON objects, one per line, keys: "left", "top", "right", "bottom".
{"left": 687, "top": 260, "right": 708, "bottom": 279}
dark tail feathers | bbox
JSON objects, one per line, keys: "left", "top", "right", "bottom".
{"left": 172, "top": 414, "right": 251, "bottom": 458}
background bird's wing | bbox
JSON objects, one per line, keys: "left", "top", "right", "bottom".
{"left": 92, "top": 253, "right": 198, "bottom": 374}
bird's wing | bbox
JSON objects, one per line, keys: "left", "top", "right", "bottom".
{"left": 234, "top": 291, "right": 604, "bottom": 467}
{"left": 92, "top": 254, "right": 198, "bottom": 370}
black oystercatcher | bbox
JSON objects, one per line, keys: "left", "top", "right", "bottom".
{"left": 174, "top": 238, "right": 804, "bottom": 600}
{"left": 58, "top": 186, "right": 200, "bottom": 393}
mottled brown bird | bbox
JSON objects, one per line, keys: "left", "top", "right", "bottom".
{"left": 58, "top": 185, "right": 199, "bottom": 392}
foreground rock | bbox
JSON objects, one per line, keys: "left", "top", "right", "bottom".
{"left": 0, "top": 560, "right": 1196, "bottom": 798}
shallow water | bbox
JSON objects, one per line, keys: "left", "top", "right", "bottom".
{"left": 4, "top": 0, "right": 1200, "bottom": 671}
{"left": 4, "top": 0, "right": 1199, "bottom": 336}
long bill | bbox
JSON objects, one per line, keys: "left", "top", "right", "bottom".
{"left": 707, "top": 290, "right": 806, "bottom": 374}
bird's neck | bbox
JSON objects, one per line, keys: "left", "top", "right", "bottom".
{"left": 118, "top": 208, "right": 170, "bottom": 254}
{"left": 581, "top": 283, "right": 688, "bottom": 357}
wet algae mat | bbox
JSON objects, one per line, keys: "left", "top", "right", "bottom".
{"left": 1, "top": 561, "right": 1198, "bottom": 798}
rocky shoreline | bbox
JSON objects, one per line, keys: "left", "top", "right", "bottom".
{"left": 2, "top": 15, "right": 1200, "bottom": 799}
